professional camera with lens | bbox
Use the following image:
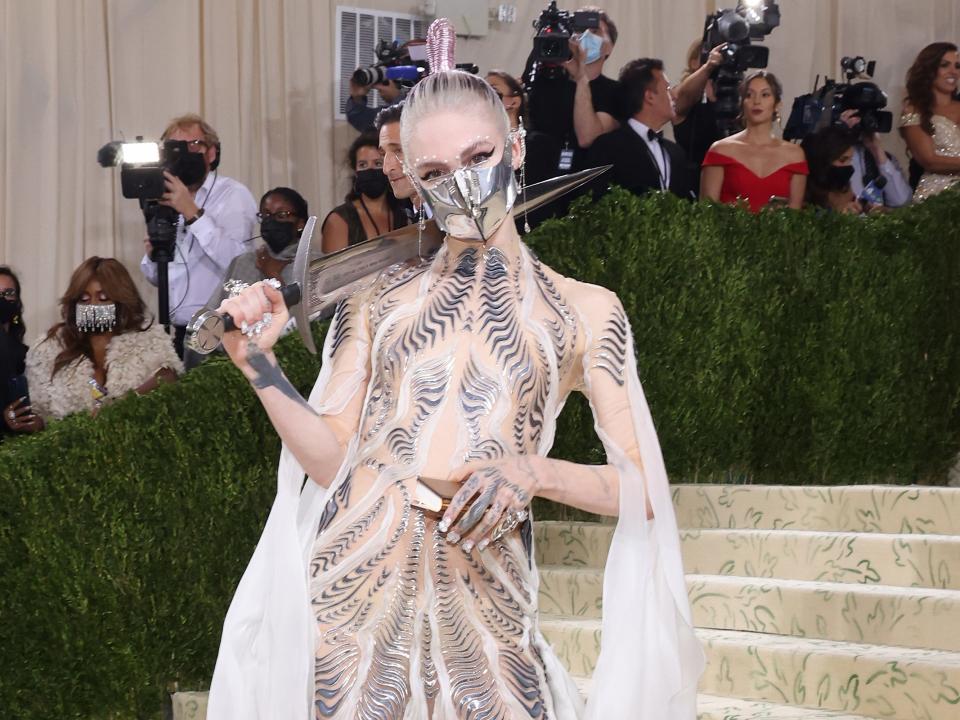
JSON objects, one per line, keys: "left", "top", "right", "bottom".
{"left": 351, "top": 38, "right": 478, "bottom": 89}
{"left": 97, "top": 137, "right": 209, "bottom": 322}
{"left": 783, "top": 56, "right": 893, "bottom": 141}
{"left": 701, "top": 1, "right": 781, "bottom": 133}
{"left": 528, "top": 0, "right": 600, "bottom": 82}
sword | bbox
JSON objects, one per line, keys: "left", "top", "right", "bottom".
{"left": 186, "top": 164, "right": 610, "bottom": 355}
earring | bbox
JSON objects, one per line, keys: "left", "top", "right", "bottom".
{"left": 417, "top": 206, "right": 426, "bottom": 261}
{"left": 517, "top": 118, "right": 531, "bottom": 234}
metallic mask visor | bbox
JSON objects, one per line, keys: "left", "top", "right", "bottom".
{"left": 415, "top": 143, "right": 518, "bottom": 242}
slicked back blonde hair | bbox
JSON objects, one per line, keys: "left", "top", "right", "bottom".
{"left": 400, "top": 71, "right": 509, "bottom": 159}
{"left": 161, "top": 113, "right": 220, "bottom": 146}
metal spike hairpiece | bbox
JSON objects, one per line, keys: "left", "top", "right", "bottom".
{"left": 426, "top": 18, "right": 456, "bottom": 74}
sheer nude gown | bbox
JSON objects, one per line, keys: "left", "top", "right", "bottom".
{"left": 207, "top": 238, "right": 701, "bottom": 720}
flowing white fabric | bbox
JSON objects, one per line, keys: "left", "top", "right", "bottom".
{"left": 581, "top": 310, "right": 704, "bottom": 718}
{"left": 207, "top": 322, "right": 368, "bottom": 720}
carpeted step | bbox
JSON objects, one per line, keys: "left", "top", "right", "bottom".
{"left": 672, "top": 484, "right": 960, "bottom": 535}
{"left": 682, "top": 529, "right": 959, "bottom": 589}
{"left": 688, "top": 574, "right": 960, "bottom": 652}
{"left": 540, "top": 618, "right": 960, "bottom": 720}
{"left": 535, "top": 522, "right": 960, "bottom": 589}
{"left": 538, "top": 566, "right": 960, "bottom": 652}
{"left": 695, "top": 693, "right": 877, "bottom": 719}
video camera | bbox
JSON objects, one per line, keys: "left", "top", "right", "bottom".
{"left": 701, "top": 1, "right": 781, "bottom": 133}
{"left": 351, "top": 39, "right": 478, "bottom": 89}
{"left": 528, "top": 1, "right": 601, "bottom": 82}
{"left": 783, "top": 56, "right": 893, "bottom": 141}
{"left": 97, "top": 136, "right": 218, "bottom": 324}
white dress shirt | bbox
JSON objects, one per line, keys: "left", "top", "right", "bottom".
{"left": 627, "top": 117, "right": 671, "bottom": 190}
{"left": 850, "top": 145, "right": 912, "bottom": 208}
{"left": 140, "top": 172, "right": 258, "bottom": 326}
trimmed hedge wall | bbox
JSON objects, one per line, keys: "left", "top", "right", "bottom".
{"left": 1, "top": 188, "right": 959, "bottom": 718}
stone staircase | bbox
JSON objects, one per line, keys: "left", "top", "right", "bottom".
{"left": 537, "top": 484, "right": 960, "bottom": 719}
{"left": 172, "top": 484, "right": 960, "bottom": 719}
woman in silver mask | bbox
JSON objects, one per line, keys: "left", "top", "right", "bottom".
{"left": 208, "top": 19, "right": 701, "bottom": 720}
{"left": 25, "top": 257, "right": 182, "bottom": 421}
{"left": 321, "top": 130, "right": 409, "bottom": 253}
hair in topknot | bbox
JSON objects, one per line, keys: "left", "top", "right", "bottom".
{"left": 400, "top": 19, "right": 509, "bottom": 159}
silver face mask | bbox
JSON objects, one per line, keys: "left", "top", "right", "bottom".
{"left": 415, "top": 143, "right": 518, "bottom": 242}
{"left": 75, "top": 303, "right": 117, "bottom": 333}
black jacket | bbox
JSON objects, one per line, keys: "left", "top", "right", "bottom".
{"left": 586, "top": 124, "right": 697, "bottom": 201}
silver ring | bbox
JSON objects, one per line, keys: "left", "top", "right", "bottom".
{"left": 492, "top": 508, "right": 527, "bottom": 541}
{"left": 7, "top": 410, "right": 14, "bottom": 421}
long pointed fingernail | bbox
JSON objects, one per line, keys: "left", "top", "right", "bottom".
{"left": 477, "top": 539, "right": 489, "bottom": 552}
{"left": 462, "top": 540, "right": 474, "bottom": 553}
{"left": 447, "top": 532, "right": 460, "bottom": 544}
{"left": 438, "top": 519, "right": 450, "bottom": 533}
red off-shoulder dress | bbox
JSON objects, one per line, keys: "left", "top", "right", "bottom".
{"left": 702, "top": 150, "right": 809, "bottom": 213}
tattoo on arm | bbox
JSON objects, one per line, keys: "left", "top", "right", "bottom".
{"left": 246, "top": 343, "right": 318, "bottom": 416}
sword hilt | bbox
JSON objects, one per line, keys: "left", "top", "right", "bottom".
{"left": 186, "top": 282, "right": 302, "bottom": 355}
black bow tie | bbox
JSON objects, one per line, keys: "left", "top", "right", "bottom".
{"left": 647, "top": 129, "right": 664, "bottom": 142}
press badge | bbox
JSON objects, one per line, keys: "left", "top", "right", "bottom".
{"left": 558, "top": 147, "right": 575, "bottom": 173}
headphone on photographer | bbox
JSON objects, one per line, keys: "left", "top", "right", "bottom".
{"left": 210, "top": 142, "right": 222, "bottom": 171}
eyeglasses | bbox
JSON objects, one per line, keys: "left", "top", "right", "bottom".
{"left": 0, "top": 289, "right": 17, "bottom": 300}
{"left": 185, "top": 139, "right": 209, "bottom": 151}
{"left": 257, "top": 210, "right": 297, "bottom": 221}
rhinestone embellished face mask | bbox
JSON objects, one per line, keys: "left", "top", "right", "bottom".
{"left": 409, "top": 140, "right": 518, "bottom": 242}
{"left": 75, "top": 303, "right": 117, "bottom": 333}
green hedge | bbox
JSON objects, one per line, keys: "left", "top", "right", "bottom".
{"left": 1, "top": 188, "right": 959, "bottom": 718}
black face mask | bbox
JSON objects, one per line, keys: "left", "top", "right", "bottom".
{"left": 826, "top": 164, "right": 855, "bottom": 190}
{"left": 355, "top": 168, "right": 389, "bottom": 199}
{"left": 0, "top": 298, "right": 17, "bottom": 324}
{"left": 174, "top": 152, "right": 208, "bottom": 187}
{"left": 260, "top": 218, "right": 298, "bottom": 255}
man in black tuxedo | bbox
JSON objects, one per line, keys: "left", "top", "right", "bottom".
{"left": 587, "top": 58, "right": 696, "bottom": 200}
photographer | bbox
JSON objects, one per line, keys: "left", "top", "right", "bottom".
{"left": 839, "top": 110, "right": 911, "bottom": 208}
{"left": 347, "top": 76, "right": 405, "bottom": 133}
{"left": 526, "top": 5, "right": 625, "bottom": 170}
{"left": 802, "top": 126, "right": 869, "bottom": 214}
{"left": 587, "top": 58, "right": 695, "bottom": 200}
{"left": 139, "top": 114, "right": 257, "bottom": 358}
{"left": 673, "top": 40, "right": 727, "bottom": 174}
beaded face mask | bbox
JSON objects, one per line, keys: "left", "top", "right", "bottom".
{"left": 75, "top": 303, "right": 117, "bottom": 333}
{"left": 408, "top": 138, "right": 518, "bottom": 242}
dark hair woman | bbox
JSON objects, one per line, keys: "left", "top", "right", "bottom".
{"left": 801, "top": 126, "right": 864, "bottom": 213}
{"left": 25, "top": 257, "right": 182, "bottom": 421}
{"left": 320, "top": 131, "right": 408, "bottom": 254}
{"left": 701, "top": 70, "right": 808, "bottom": 212}
{"left": 900, "top": 42, "right": 960, "bottom": 202}
{"left": 0, "top": 266, "right": 41, "bottom": 437}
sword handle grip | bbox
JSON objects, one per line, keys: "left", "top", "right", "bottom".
{"left": 220, "top": 283, "right": 302, "bottom": 332}
{"left": 187, "top": 282, "right": 303, "bottom": 356}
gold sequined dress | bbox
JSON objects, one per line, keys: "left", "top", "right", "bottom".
{"left": 207, "top": 240, "right": 702, "bottom": 720}
{"left": 899, "top": 111, "right": 960, "bottom": 202}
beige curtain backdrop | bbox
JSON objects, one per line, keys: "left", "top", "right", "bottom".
{"left": 1, "top": 0, "right": 958, "bottom": 335}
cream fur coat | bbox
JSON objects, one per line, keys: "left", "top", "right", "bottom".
{"left": 25, "top": 324, "right": 183, "bottom": 421}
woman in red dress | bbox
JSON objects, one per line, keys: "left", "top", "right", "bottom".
{"left": 700, "top": 71, "right": 808, "bottom": 212}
